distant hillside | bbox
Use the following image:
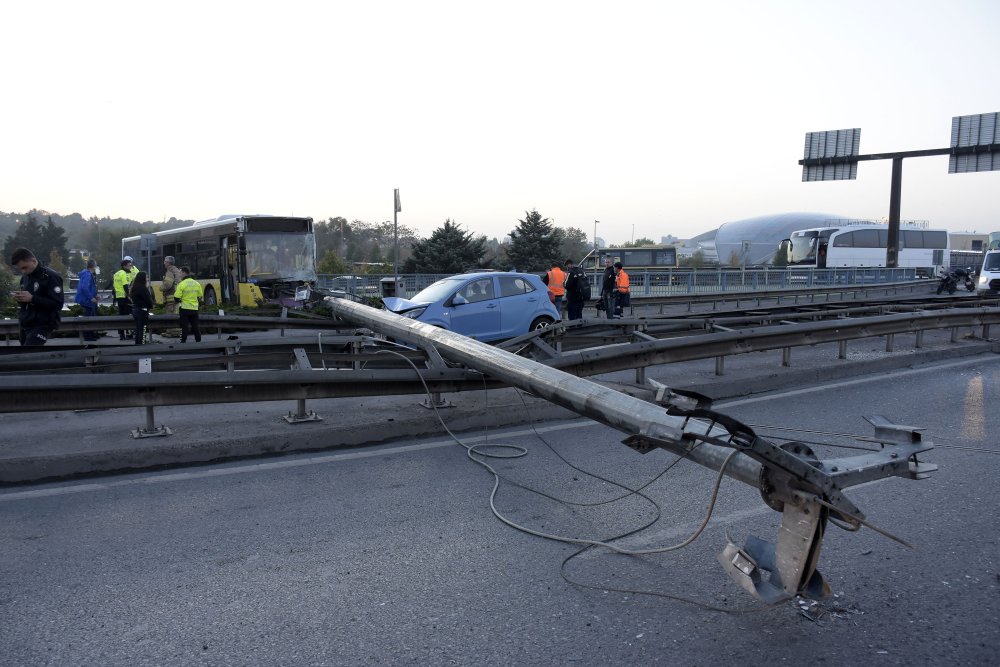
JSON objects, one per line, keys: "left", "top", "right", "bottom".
{"left": 0, "top": 210, "right": 195, "bottom": 248}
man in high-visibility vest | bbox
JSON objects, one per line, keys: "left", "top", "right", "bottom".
{"left": 613, "top": 261, "right": 630, "bottom": 318}
{"left": 174, "top": 266, "right": 204, "bottom": 343}
{"left": 113, "top": 259, "right": 134, "bottom": 340}
{"left": 543, "top": 260, "right": 567, "bottom": 312}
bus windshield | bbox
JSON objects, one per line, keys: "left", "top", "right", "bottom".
{"left": 245, "top": 233, "right": 317, "bottom": 282}
{"left": 788, "top": 232, "right": 819, "bottom": 265}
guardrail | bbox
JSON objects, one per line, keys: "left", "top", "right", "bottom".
{"left": 1, "top": 307, "right": 997, "bottom": 414}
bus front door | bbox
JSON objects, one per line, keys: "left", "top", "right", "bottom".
{"left": 223, "top": 236, "right": 240, "bottom": 304}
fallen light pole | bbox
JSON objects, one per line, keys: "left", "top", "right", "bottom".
{"left": 326, "top": 297, "right": 937, "bottom": 602}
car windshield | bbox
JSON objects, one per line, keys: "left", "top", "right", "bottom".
{"left": 410, "top": 277, "right": 466, "bottom": 303}
{"left": 984, "top": 253, "right": 1000, "bottom": 271}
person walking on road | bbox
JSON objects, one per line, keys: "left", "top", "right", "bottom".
{"left": 112, "top": 259, "right": 134, "bottom": 340}
{"left": 563, "top": 258, "right": 588, "bottom": 321}
{"left": 129, "top": 271, "right": 154, "bottom": 345}
{"left": 174, "top": 266, "right": 204, "bottom": 343}
{"left": 9, "top": 247, "right": 64, "bottom": 347}
{"left": 74, "top": 259, "right": 99, "bottom": 341}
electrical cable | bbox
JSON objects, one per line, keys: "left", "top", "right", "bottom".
{"left": 372, "top": 340, "right": 775, "bottom": 612}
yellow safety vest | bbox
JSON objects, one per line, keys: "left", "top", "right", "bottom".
{"left": 174, "top": 277, "right": 204, "bottom": 311}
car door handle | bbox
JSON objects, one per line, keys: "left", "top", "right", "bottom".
{"left": 487, "top": 303, "right": 497, "bottom": 309}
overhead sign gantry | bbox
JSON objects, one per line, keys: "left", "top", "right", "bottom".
{"left": 799, "top": 112, "right": 1000, "bottom": 267}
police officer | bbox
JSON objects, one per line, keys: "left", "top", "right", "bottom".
{"left": 113, "top": 258, "right": 134, "bottom": 340}
{"left": 9, "top": 247, "right": 64, "bottom": 346}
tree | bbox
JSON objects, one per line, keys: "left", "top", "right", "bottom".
{"left": 557, "top": 227, "right": 590, "bottom": 264}
{"left": 47, "top": 249, "right": 67, "bottom": 277}
{"left": 317, "top": 250, "right": 350, "bottom": 275}
{"left": 621, "top": 237, "right": 657, "bottom": 248}
{"left": 2, "top": 214, "right": 44, "bottom": 265}
{"left": 679, "top": 250, "right": 706, "bottom": 268}
{"left": 40, "top": 216, "right": 69, "bottom": 266}
{"left": 403, "top": 219, "right": 486, "bottom": 274}
{"left": 506, "top": 209, "right": 560, "bottom": 272}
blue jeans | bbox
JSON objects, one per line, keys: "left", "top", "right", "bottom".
{"left": 81, "top": 303, "right": 98, "bottom": 340}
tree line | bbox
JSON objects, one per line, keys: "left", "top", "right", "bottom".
{"left": 2, "top": 207, "right": 677, "bottom": 282}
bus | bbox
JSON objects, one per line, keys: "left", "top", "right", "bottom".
{"left": 780, "top": 222, "right": 949, "bottom": 276}
{"left": 122, "top": 214, "right": 317, "bottom": 307}
{"left": 580, "top": 246, "right": 679, "bottom": 272}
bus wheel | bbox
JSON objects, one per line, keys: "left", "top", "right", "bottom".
{"left": 204, "top": 286, "right": 217, "bottom": 306}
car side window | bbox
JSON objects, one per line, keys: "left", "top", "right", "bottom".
{"left": 498, "top": 276, "right": 535, "bottom": 298}
{"left": 458, "top": 278, "right": 495, "bottom": 303}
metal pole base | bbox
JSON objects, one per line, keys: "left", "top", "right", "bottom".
{"left": 131, "top": 425, "right": 172, "bottom": 439}
{"left": 420, "top": 392, "right": 454, "bottom": 409}
{"left": 283, "top": 411, "right": 323, "bottom": 424}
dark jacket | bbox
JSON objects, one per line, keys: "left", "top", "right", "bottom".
{"left": 18, "top": 263, "right": 64, "bottom": 330}
{"left": 564, "top": 266, "right": 588, "bottom": 302}
{"left": 130, "top": 284, "right": 155, "bottom": 311}
{"left": 600, "top": 266, "right": 616, "bottom": 296}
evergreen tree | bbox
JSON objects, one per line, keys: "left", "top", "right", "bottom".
{"left": 2, "top": 213, "right": 44, "bottom": 263}
{"left": 506, "top": 209, "right": 560, "bottom": 272}
{"left": 40, "top": 216, "right": 69, "bottom": 266}
{"left": 403, "top": 219, "right": 487, "bottom": 274}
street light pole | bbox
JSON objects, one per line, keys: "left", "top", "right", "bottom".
{"left": 593, "top": 220, "right": 599, "bottom": 295}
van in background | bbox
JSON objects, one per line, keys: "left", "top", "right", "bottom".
{"left": 977, "top": 250, "right": 1000, "bottom": 294}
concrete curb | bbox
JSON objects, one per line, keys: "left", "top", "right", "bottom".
{"left": 3, "top": 341, "right": 996, "bottom": 485}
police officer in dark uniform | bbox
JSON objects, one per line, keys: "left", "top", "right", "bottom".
{"left": 10, "top": 247, "right": 64, "bottom": 346}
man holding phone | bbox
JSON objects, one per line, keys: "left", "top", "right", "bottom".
{"left": 9, "top": 247, "right": 64, "bottom": 346}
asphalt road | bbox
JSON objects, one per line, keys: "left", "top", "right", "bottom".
{"left": 1, "top": 356, "right": 998, "bottom": 666}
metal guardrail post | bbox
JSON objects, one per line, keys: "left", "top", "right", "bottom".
{"left": 951, "top": 326, "right": 959, "bottom": 343}
{"left": 284, "top": 348, "right": 322, "bottom": 423}
{"left": 131, "top": 357, "right": 171, "bottom": 439}
{"left": 885, "top": 333, "right": 895, "bottom": 352}
{"left": 915, "top": 330, "right": 924, "bottom": 348}
{"left": 838, "top": 340, "right": 848, "bottom": 359}
{"left": 782, "top": 347, "right": 791, "bottom": 367}
{"left": 715, "top": 355, "right": 725, "bottom": 375}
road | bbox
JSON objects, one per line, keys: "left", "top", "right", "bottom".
{"left": 1, "top": 356, "right": 998, "bottom": 666}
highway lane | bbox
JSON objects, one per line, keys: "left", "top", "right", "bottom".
{"left": 1, "top": 356, "right": 998, "bottom": 665}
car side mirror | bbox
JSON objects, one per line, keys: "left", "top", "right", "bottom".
{"left": 450, "top": 294, "right": 468, "bottom": 307}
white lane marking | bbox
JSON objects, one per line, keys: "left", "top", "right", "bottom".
{"left": 4, "top": 355, "right": 990, "bottom": 502}
{"left": 716, "top": 355, "right": 994, "bottom": 408}
{"left": 0, "top": 420, "right": 591, "bottom": 502}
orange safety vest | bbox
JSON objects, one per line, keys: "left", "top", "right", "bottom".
{"left": 546, "top": 267, "right": 566, "bottom": 297}
{"left": 615, "top": 269, "right": 630, "bottom": 293}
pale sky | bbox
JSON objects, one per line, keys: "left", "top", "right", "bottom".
{"left": 3, "top": 0, "right": 998, "bottom": 244}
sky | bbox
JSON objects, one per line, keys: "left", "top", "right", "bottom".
{"left": 3, "top": 0, "right": 998, "bottom": 244}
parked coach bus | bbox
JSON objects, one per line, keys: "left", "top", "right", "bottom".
{"left": 122, "top": 214, "right": 317, "bottom": 307}
{"left": 780, "top": 222, "right": 949, "bottom": 276}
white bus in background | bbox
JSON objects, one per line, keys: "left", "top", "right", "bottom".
{"left": 780, "top": 222, "right": 949, "bottom": 276}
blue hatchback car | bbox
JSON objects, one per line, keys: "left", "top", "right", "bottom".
{"left": 382, "top": 272, "right": 560, "bottom": 342}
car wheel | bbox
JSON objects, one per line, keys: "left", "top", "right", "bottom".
{"left": 530, "top": 316, "right": 554, "bottom": 332}
{"left": 204, "top": 286, "right": 217, "bottom": 306}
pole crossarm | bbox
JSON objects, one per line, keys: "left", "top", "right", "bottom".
{"left": 799, "top": 143, "right": 999, "bottom": 166}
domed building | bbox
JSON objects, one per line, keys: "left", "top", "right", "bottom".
{"left": 713, "top": 212, "right": 850, "bottom": 266}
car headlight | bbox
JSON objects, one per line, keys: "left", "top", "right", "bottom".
{"left": 979, "top": 276, "right": 988, "bottom": 284}
{"left": 402, "top": 308, "right": 427, "bottom": 319}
